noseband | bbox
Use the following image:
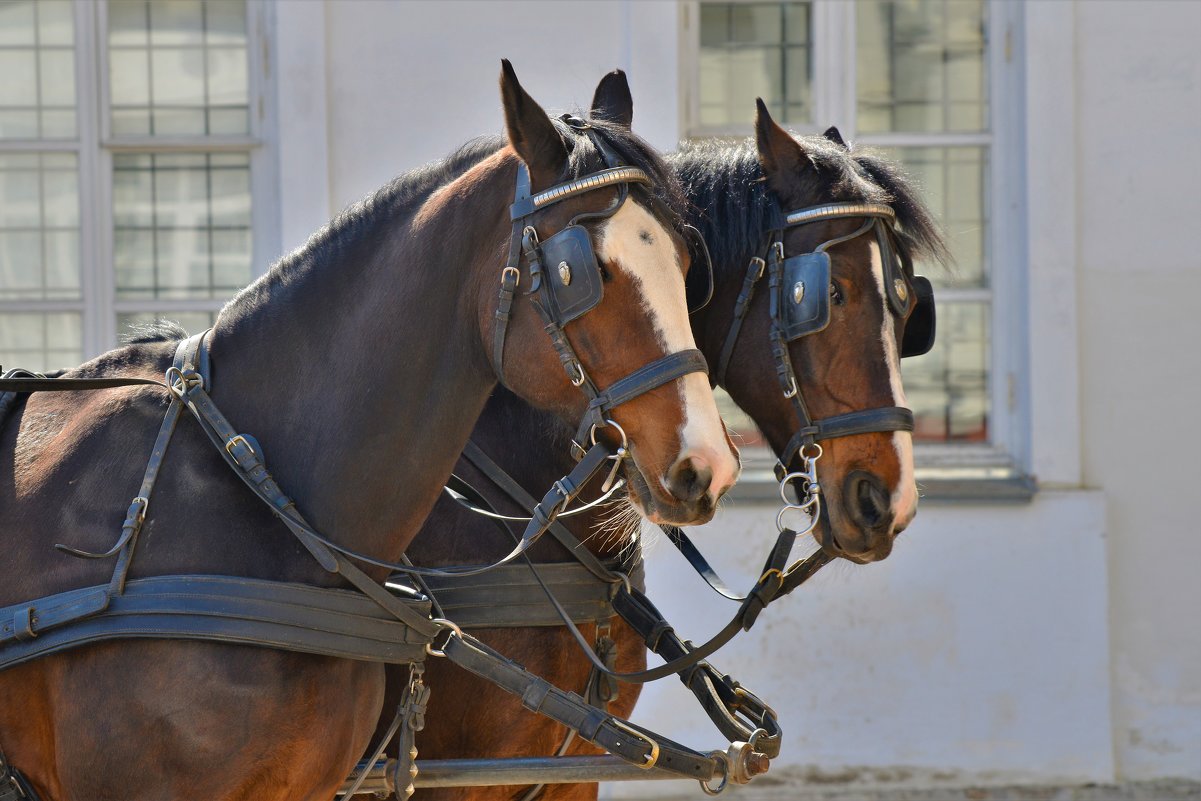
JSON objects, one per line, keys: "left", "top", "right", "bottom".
{"left": 491, "top": 119, "right": 708, "bottom": 463}
{"left": 714, "top": 201, "right": 937, "bottom": 532}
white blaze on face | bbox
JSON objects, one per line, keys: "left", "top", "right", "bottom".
{"left": 867, "top": 239, "right": 918, "bottom": 528}
{"left": 597, "top": 201, "right": 739, "bottom": 496}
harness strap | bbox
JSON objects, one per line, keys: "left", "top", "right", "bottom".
{"left": 0, "top": 575, "right": 433, "bottom": 672}
{"left": 573, "top": 348, "right": 709, "bottom": 451}
{"left": 440, "top": 633, "right": 717, "bottom": 780}
{"left": 714, "top": 256, "right": 765, "bottom": 386}
{"left": 459, "top": 440, "right": 618, "bottom": 584}
{"left": 0, "top": 746, "right": 39, "bottom": 801}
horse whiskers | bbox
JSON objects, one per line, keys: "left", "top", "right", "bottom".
{"left": 584, "top": 495, "right": 645, "bottom": 558}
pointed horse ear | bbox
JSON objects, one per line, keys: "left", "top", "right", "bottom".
{"left": 590, "top": 69, "right": 633, "bottom": 129}
{"left": 823, "top": 125, "right": 847, "bottom": 149}
{"left": 500, "top": 59, "right": 568, "bottom": 190}
{"left": 754, "top": 98, "right": 809, "bottom": 197}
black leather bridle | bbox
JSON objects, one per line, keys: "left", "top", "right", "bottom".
{"left": 491, "top": 117, "right": 709, "bottom": 464}
{"left": 713, "top": 202, "right": 936, "bottom": 525}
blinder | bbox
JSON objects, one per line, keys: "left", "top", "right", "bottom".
{"left": 775, "top": 250, "right": 831, "bottom": 341}
{"left": 683, "top": 224, "right": 715, "bottom": 313}
{"left": 537, "top": 224, "right": 604, "bottom": 324}
{"left": 901, "top": 275, "right": 936, "bottom": 358}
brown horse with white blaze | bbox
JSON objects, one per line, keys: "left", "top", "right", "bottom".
{"left": 390, "top": 75, "right": 946, "bottom": 801}
{"left": 0, "top": 62, "right": 737, "bottom": 801}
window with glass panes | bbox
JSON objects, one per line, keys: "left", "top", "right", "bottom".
{"left": 0, "top": 0, "right": 268, "bottom": 374}
{"left": 689, "top": 0, "right": 996, "bottom": 458}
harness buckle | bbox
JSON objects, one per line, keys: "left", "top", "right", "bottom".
{"left": 610, "top": 719, "right": 660, "bottom": 769}
{"left": 500, "top": 265, "right": 520, "bottom": 288}
{"left": 749, "top": 256, "right": 766, "bottom": 280}
{"left": 225, "top": 434, "right": 255, "bottom": 458}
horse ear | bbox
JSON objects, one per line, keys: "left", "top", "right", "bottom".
{"left": 823, "top": 125, "right": 847, "bottom": 149}
{"left": 754, "top": 98, "right": 808, "bottom": 193}
{"left": 499, "top": 59, "right": 568, "bottom": 189}
{"left": 590, "top": 69, "right": 633, "bottom": 129}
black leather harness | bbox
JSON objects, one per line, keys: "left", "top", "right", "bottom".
{"left": 0, "top": 138, "right": 742, "bottom": 794}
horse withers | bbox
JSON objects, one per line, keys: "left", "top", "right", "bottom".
{"left": 0, "top": 62, "right": 738, "bottom": 801}
{"left": 392, "top": 72, "right": 947, "bottom": 801}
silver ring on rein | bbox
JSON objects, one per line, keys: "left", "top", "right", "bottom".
{"left": 775, "top": 444, "right": 822, "bottom": 534}
{"left": 591, "top": 419, "right": 630, "bottom": 493}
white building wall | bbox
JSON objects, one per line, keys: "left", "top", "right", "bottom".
{"left": 271, "top": 0, "right": 1199, "bottom": 791}
{"left": 1073, "top": 0, "right": 1201, "bottom": 782}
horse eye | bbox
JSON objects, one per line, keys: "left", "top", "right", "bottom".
{"left": 829, "top": 282, "right": 844, "bottom": 306}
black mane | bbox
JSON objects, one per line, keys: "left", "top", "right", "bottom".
{"left": 669, "top": 136, "right": 950, "bottom": 279}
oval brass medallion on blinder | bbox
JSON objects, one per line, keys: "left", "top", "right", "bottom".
{"left": 792, "top": 281, "right": 805, "bottom": 304}
{"left": 893, "top": 277, "right": 907, "bottom": 303}
{"left": 558, "top": 261, "right": 572, "bottom": 286}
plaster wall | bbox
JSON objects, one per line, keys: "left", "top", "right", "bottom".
{"left": 603, "top": 493, "right": 1111, "bottom": 797}
{"left": 318, "top": 0, "right": 682, "bottom": 221}
{"left": 1072, "top": 0, "right": 1201, "bottom": 781}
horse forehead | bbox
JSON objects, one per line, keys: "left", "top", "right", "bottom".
{"left": 596, "top": 200, "right": 691, "bottom": 351}
{"left": 596, "top": 201, "right": 681, "bottom": 279}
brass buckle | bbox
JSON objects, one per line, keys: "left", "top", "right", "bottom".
{"left": 225, "top": 434, "right": 255, "bottom": 458}
{"left": 501, "top": 266, "right": 521, "bottom": 288}
{"left": 611, "top": 719, "right": 660, "bottom": 769}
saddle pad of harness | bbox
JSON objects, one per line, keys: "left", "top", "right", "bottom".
{"left": 411, "top": 559, "right": 645, "bottom": 629}
{"left": 0, "top": 575, "right": 433, "bottom": 672}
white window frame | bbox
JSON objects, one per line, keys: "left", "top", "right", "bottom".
{"left": 0, "top": 0, "right": 280, "bottom": 363}
{"left": 680, "top": 0, "right": 1032, "bottom": 491}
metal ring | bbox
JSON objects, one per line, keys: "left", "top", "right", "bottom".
{"left": 589, "top": 418, "right": 629, "bottom": 449}
{"left": 608, "top": 570, "right": 633, "bottom": 596}
{"left": 700, "top": 752, "right": 730, "bottom": 796}
{"left": 776, "top": 497, "right": 821, "bottom": 535}
{"left": 800, "top": 442, "right": 823, "bottom": 461}
{"left": 747, "top": 728, "right": 769, "bottom": 750}
{"left": 424, "top": 618, "right": 463, "bottom": 658}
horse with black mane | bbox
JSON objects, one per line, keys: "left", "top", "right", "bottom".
{"left": 0, "top": 63, "right": 739, "bottom": 801}
{"left": 385, "top": 72, "right": 947, "bottom": 801}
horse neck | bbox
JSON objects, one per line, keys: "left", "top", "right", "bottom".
{"left": 203, "top": 154, "right": 513, "bottom": 567}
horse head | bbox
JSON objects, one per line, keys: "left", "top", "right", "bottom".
{"left": 488, "top": 62, "right": 739, "bottom": 527}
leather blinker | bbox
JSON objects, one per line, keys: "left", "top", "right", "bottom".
{"left": 777, "top": 252, "right": 831, "bottom": 341}
{"left": 901, "top": 274, "right": 936, "bottom": 358}
{"left": 537, "top": 225, "right": 604, "bottom": 325}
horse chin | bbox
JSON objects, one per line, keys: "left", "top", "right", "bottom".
{"left": 815, "top": 513, "right": 894, "bottom": 564}
{"left": 622, "top": 461, "right": 718, "bottom": 526}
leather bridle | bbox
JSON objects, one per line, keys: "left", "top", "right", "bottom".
{"left": 491, "top": 116, "right": 709, "bottom": 469}
{"left": 713, "top": 201, "right": 933, "bottom": 535}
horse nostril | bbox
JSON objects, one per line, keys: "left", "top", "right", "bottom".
{"left": 845, "top": 471, "right": 892, "bottom": 530}
{"left": 666, "top": 455, "right": 714, "bottom": 505}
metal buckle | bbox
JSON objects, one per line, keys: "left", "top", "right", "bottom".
{"left": 610, "top": 719, "right": 660, "bottom": 769}
{"left": 567, "top": 361, "right": 588, "bottom": 388}
{"left": 749, "top": 256, "right": 766, "bottom": 280}
{"left": 501, "top": 265, "right": 521, "bottom": 288}
{"left": 424, "top": 618, "right": 463, "bottom": 658}
{"left": 225, "top": 434, "right": 255, "bottom": 458}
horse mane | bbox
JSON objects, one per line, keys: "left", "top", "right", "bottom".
{"left": 669, "top": 136, "right": 950, "bottom": 280}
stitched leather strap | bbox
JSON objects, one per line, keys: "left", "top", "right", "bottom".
{"left": 0, "top": 575, "right": 433, "bottom": 672}
{"left": 441, "top": 633, "right": 717, "bottom": 779}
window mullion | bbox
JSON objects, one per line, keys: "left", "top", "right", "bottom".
{"left": 75, "top": 0, "right": 109, "bottom": 361}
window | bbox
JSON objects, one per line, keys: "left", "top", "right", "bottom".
{"left": 686, "top": 0, "right": 1020, "bottom": 484}
{"left": 0, "top": 0, "right": 274, "bottom": 374}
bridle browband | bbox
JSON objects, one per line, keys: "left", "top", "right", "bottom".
{"left": 490, "top": 118, "right": 709, "bottom": 458}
